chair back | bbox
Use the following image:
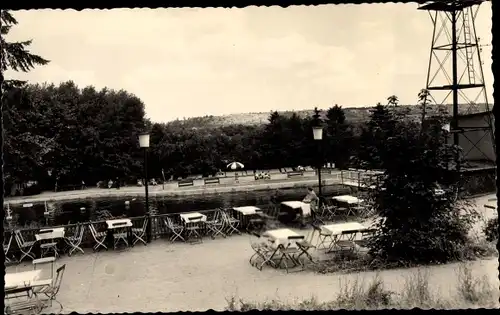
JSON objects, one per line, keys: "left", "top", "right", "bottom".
{"left": 88, "top": 224, "right": 99, "bottom": 238}
{"left": 165, "top": 217, "right": 174, "bottom": 229}
{"left": 14, "top": 230, "right": 25, "bottom": 247}
{"left": 37, "top": 230, "right": 53, "bottom": 239}
{"left": 3, "top": 232, "right": 13, "bottom": 251}
{"left": 141, "top": 218, "right": 149, "bottom": 231}
{"left": 51, "top": 264, "right": 66, "bottom": 297}
{"left": 76, "top": 224, "right": 86, "bottom": 240}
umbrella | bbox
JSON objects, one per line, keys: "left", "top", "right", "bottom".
{"left": 227, "top": 162, "right": 244, "bottom": 170}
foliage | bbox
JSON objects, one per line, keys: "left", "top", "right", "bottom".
{"left": 225, "top": 264, "right": 497, "bottom": 310}
{"left": 483, "top": 217, "right": 498, "bottom": 242}
{"left": 1, "top": 10, "right": 50, "bottom": 89}
{"left": 364, "top": 112, "right": 480, "bottom": 265}
{"left": 3, "top": 81, "right": 146, "bottom": 191}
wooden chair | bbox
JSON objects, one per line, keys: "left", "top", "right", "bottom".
{"left": 33, "top": 256, "right": 56, "bottom": 280}
{"left": 132, "top": 218, "right": 148, "bottom": 246}
{"left": 14, "top": 230, "right": 36, "bottom": 262}
{"left": 4, "top": 231, "right": 13, "bottom": 264}
{"left": 64, "top": 224, "right": 85, "bottom": 256}
{"left": 164, "top": 217, "right": 185, "bottom": 242}
{"left": 32, "top": 264, "right": 66, "bottom": 313}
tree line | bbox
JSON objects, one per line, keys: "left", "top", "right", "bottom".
{"left": 4, "top": 77, "right": 451, "bottom": 196}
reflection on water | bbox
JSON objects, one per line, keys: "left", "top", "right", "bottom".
{"left": 5, "top": 185, "right": 350, "bottom": 227}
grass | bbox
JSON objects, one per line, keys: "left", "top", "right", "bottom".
{"left": 225, "top": 264, "right": 498, "bottom": 310}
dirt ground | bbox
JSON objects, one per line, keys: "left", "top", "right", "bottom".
{"left": 5, "top": 194, "right": 498, "bottom": 313}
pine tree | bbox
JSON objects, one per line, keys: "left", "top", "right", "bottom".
{"left": 1, "top": 10, "right": 50, "bottom": 89}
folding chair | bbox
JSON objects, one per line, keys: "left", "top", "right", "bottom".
{"left": 14, "top": 230, "right": 36, "bottom": 262}
{"left": 37, "top": 230, "right": 59, "bottom": 259}
{"left": 311, "top": 224, "right": 335, "bottom": 250}
{"left": 331, "top": 230, "right": 357, "bottom": 252}
{"left": 205, "top": 210, "right": 226, "bottom": 239}
{"left": 89, "top": 224, "right": 108, "bottom": 251}
{"left": 112, "top": 225, "right": 129, "bottom": 249}
{"left": 5, "top": 297, "right": 44, "bottom": 315}
{"left": 164, "top": 217, "right": 185, "bottom": 242}
{"left": 4, "top": 231, "right": 13, "bottom": 264}
{"left": 132, "top": 218, "right": 148, "bottom": 246}
{"left": 64, "top": 224, "right": 85, "bottom": 256}
{"left": 277, "top": 236, "right": 305, "bottom": 273}
{"left": 32, "top": 264, "right": 65, "bottom": 313}
{"left": 295, "top": 229, "right": 316, "bottom": 266}
{"left": 249, "top": 232, "right": 279, "bottom": 271}
{"left": 33, "top": 256, "right": 56, "bottom": 280}
{"left": 333, "top": 206, "right": 350, "bottom": 221}
{"left": 184, "top": 217, "right": 203, "bottom": 245}
{"left": 221, "top": 210, "right": 241, "bottom": 236}
{"left": 246, "top": 213, "right": 266, "bottom": 233}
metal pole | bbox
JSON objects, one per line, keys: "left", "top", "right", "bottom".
{"left": 318, "top": 141, "right": 323, "bottom": 200}
{"left": 451, "top": 10, "right": 459, "bottom": 147}
{"left": 144, "top": 148, "right": 151, "bottom": 243}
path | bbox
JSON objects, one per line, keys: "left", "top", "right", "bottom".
{"left": 5, "top": 172, "right": 345, "bottom": 205}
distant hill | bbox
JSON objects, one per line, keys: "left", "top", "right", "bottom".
{"left": 165, "top": 103, "right": 491, "bottom": 129}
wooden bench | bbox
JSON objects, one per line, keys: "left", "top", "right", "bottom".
{"left": 204, "top": 177, "right": 220, "bottom": 185}
{"left": 287, "top": 171, "right": 304, "bottom": 178}
{"left": 178, "top": 179, "right": 194, "bottom": 187}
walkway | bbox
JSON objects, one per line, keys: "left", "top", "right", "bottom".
{"left": 7, "top": 231, "right": 498, "bottom": 313}
{"left": 5, "top": 172, "right": 344, "bottom": 204}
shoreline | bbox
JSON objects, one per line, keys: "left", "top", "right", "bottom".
{"left": 4, "top": 175, "right": 346, "bottom": 205}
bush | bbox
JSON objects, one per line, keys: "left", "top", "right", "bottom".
{"left": 483, "top": 217, "right": 498, "bottom": 242}
{"left": 365, "top": 115, "right": 480, "bottom": 265}
{"left": 225, "top": 264, "right": 497, "bottom": 310}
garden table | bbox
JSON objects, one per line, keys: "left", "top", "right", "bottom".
{"left": 331, "top": 195, "right": 363, "bottom": 205}
{"left": 5, "top": 270, "right": 42, "bottom": 288}
{"left": 320, "top": 222, "right": 368, "bottom": 252}
{"left": 180, "top": 212, "right": 207, "bottom": 223}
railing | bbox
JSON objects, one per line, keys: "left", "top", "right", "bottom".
{"left": 340, "top": 169, "right": 384, "bottom": 189}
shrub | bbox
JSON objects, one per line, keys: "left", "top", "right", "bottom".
{"left": 483, "top": 217, "right": 498, "bottom": 242}
{"left": 366, "top": 115, "right": 480, "bottom": 265}
{"left": 225, "top": 264, "right": 497, "bottom": 310}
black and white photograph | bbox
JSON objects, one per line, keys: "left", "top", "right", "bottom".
{"left": 1, "top": 1, "right": 498, "bottom": 313}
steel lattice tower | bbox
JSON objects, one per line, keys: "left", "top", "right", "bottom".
{"left": 418, "top": 0, "right": 495, "bottom": 166}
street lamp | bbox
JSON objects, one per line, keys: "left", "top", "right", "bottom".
{"left": 138, "top": 133, "right": 152, "bottom": 243}
{"left": 312, "top": 125, "right": 324, "bottom": 199}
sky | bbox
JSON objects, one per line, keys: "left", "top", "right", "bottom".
{"left": 5, "top": 3, "right": 494, "bottom": 122}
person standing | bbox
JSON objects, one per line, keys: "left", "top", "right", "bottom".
{"left": 301, "top": 187, "right": 319, "bottom": 227}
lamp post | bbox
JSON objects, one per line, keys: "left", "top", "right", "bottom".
{"left": 138, "top": 133, "right": 152, "bottom": 243}
{"left": 312, "top": 124, "right": 324, "bottom": 201}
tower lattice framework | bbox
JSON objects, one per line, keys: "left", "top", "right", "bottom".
{"left": 419, "top": 0, "right": 495, "bottom": 165}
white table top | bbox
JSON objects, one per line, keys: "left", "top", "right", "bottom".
{"left": 321, "top": 222, "right": 368, "bottom": 236}
{"left": 36, "top": 227, "right": 65, "bottom": 241}
{"left": 262, "top": 228, "right": 303, "bottom": 248}
{"left": 5, "top": 270, "right": 42, "bottom": 288}
{"left": 281, "top": 201, "right": 305, "bottom": 209}
{"left": 233, "top": 206, "right": 262, "bottom": 215}
{"left": 106, "top": 218, "right": 133, "bottom": 229}
{"left": 332, "top": 195, "right": 362, "bottom": 204}
{"left": 180, "top": 212, "right": 207, "bottom": 223}
{"left": 281, "top": 201, "right": 311, "bottom": 217}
